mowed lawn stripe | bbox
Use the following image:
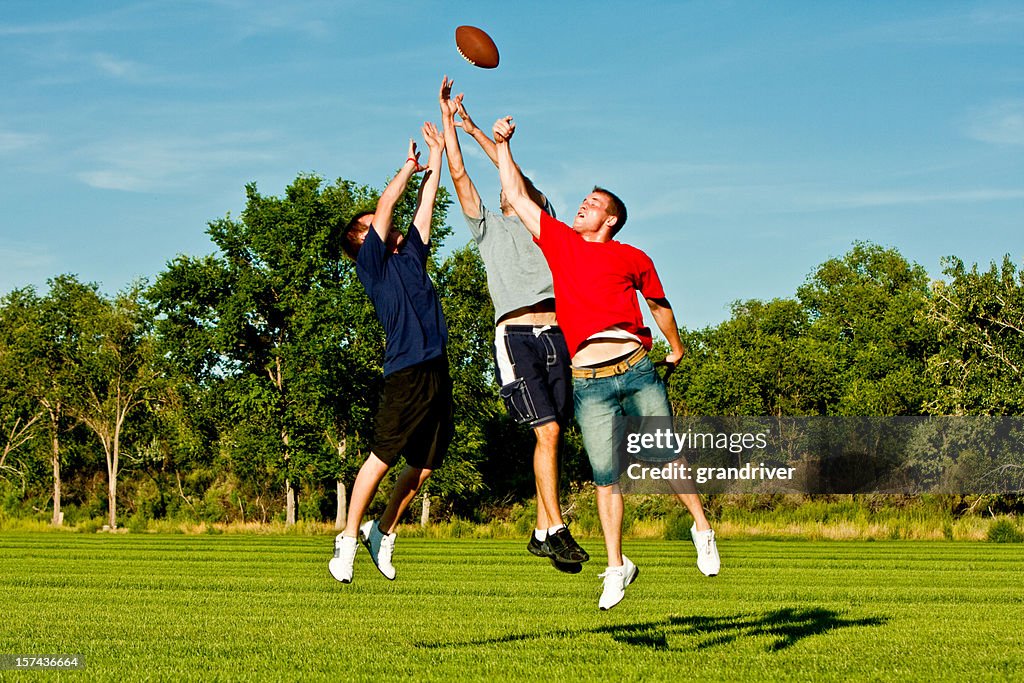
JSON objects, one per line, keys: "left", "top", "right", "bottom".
{"left": 1, "top": 534, "right": 1021, "bottom": 681}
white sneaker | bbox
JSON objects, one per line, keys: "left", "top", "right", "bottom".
{"left": 360, "top": 520, "right": 397, "bottom": 580}
{"left": 691, "top": 524, "right": 720, "bottom": 576}
{"left": 598, "top": 555, "right": 639, "bottom": 611}
{"left": 328, "top": 534, "right": 358, "bottom": 583}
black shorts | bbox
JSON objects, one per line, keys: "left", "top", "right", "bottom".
{"left": 371, "top": 355, "right": 454, "bottom": 469}
{"left": 494, "top": 325, "right": 572, "bottom": 428}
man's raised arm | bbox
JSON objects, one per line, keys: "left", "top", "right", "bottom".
{"left": 371, "top": 139, "right": 426, "bottom": 242}
{"left": 412, "top": 121, "right": 446, "bottom": 245}
{"left": 439, "top": 76, "right": 482, "bottom": 219}
{"left": 492, "top": 116, "right": 542, "bottom": 238}
{"left": 459, "top": 98, "right": 549, "bottom": 210}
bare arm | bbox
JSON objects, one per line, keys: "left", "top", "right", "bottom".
{"left": 439, "top": 77, "right": 482, "bottom": 219}
{"left": 413, "top": 121, "right": 445, "bottom": 245}
{"left": 371, "top": 140, "right": 424, "bottom": 242}
{"left": 646, "top": 297, "right": 686, "bottom": 380}
{"left": 457, "top": 99, "right": 549, "bottom": 211}
{"left": 493, "top": 116, "right": 542, "bottom": 237}
{"left": 453, "top": 96, "right": 499, "bottom": 166}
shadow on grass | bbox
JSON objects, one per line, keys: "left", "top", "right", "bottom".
{"left": 417, "top": 607, "right": 886, "bottom": 652}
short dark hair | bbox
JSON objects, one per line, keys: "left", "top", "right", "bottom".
{"left": 593, "top": 186, "right": 627, "bottom": 235}
{"left": 341, "top": 211, "right": 374, "bottom": 259}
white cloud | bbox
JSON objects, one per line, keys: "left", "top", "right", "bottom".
{"left": 75, "top": 132, "right": 279, "bottom": 193}
{"left": 966, "top": 101, "right": 1024, "bottom": 146}
{"left": 632, "top": 182, "right": 1024, "bottom": 220}
{"left": 857, "top": 7, "right": 1024, "bottom": 44}
{"left": 811, "top": 188, "right": 1024, "bottom": 209}
{"left": 91, "top": 52, "right": 145, "bottom": 79}
{"left": 0, "top": 130, "right": 46, "bottom": 154}
{"left": 0, "top": 242, "right": 54, "bottom": 271}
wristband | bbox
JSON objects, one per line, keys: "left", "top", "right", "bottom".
{"left": 406, "top": 157, "right": 417, "bottom": 164}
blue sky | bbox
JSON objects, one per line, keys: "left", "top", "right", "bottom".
{"left": 1, "top": 1, "right": 1022, "bottom": 328}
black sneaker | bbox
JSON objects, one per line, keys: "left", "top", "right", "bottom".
{"left": 543, "top": 527, "right": 590, "bottom": 564}
{"left": 527, "top": 532, "right": 583, "bottom": 574}
{"left": 527, "top": 533, "right": 548, "bottom": 558}
{"left": 550, "top": 557, "right": 583, "bottom": 574}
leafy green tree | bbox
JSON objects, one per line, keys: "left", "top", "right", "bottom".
{"left": 63, "top": 282, "right": 162, "bottom": 529}
{"left": 670, "top": 298, "right": 836, "bottom": 416}
{"left": 151, "top": 173, "right": 454, "bottom": 525}
{"left": 425, "top": 243, "right": 495, "bottom": 519}
{"left": 0, "top": 277, "right": 104, "bottom": 525}
{"left": 927, "top": 255, "right": 1024, "bottom": 415}
{"left": 0, "top": 290, "right": 45, "bottom": 498}
{"left": 797, "top": 242, "right": 937, "bottom": 416}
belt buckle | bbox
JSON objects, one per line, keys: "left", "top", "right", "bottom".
{"left": 618, "top": 347, "right": 643, "bottom": 375}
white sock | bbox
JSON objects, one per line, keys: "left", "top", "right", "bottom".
{"left": 547, "top": 524, "right": 566, "bottom": 535}
{"left": 534, "top": 529, "right": 547, "bottom": 542}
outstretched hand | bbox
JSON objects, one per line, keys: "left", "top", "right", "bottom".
{"left": 422, "top": 121, "right": 445, "bottom": 155}
{"left": 492, "top": 116, "right": 515, "bottom": 143}
{"left": 406, "top": 138, "right": 427, "bottom": 173}
{"left": 453, "top": 93, "right": 478, "bottom": 135}
{"left": 439, "top": 76, "right": 458, "bottom": 119}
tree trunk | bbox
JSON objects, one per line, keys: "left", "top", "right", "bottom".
{"left": 282, "top": 425, "right": 295, "bottom": 526}
{"left": 51, "top": 431, "right": 62, "bottom": 527}
{"left": 107, "top": 477, "right": 117, "bottom": 529}
{"left": 420, "top": 493, "right": 430, "bottom": 527}
{"left": 108, "top": 415, "right": 124, "bottom": 530}
{"left": 335, "top": 480, "right": 347, "bottom": 530}
{"left": 107, "top": 432, "right": 117, "bottom": 529}
{"left": 286, "top": 479, "right": 296, "bottom": 526}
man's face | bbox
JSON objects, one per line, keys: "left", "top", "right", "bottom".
{"left": 572, "top": 192, "right": 616, "bottom": 235}
{"left": 349, "top": 214, "right": 403, "bottom": 254}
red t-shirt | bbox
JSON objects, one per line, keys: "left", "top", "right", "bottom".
{"left": 536, "top": 212, "right": 666, "bottom": 357}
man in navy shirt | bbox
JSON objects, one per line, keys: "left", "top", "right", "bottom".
{"left": 329, "top": 122, "right": 452, "bottom": 584}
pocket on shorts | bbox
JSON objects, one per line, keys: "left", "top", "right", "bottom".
{"left": 499, "top": 377, "right": 538, "bottom": 424}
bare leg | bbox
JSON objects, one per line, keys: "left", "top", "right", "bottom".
{"left": 675, "top": 492, "right": 711, "bottom": 532}
{"left": 667, "top": 463, "right": 711, "bottom": 531}
{"left": 379, "top": 466, "right": 432, "bottom": 534}
{"left": 343, "top": 453, "right": 391, "bottom": 537}
{"left": 595, "top": 483, "right": 623, "bottom": 566}
{"left": 533, "top": 421, "right": 562, "bottom": 530}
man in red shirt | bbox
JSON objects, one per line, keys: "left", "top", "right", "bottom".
{"left": 492, "top": 115, "right": 720, "bottom": 610}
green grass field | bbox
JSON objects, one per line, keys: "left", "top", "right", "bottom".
{"left": 1, "top": 533, "right": 1021, "bottom": 681}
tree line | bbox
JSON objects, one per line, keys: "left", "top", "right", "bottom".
{"left": 1, "top": 173, "right": 1022, "bottom": 528}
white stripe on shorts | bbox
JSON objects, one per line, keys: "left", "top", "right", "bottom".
{"left": 494, "top": 324, "right": 552, "bottom": 386}
{"left": 494, "top": 325, "right": 516, "bottom": 386}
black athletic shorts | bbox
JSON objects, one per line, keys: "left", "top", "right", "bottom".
{"left": 371, "top": 354, "right": 454, "bottom": 469}
{"left": 494, "top": 325, "right": 572, "bottom": 428}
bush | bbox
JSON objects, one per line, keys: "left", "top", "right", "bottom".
{"left": 126, "top": 513, "right": 150, "bottom": 534}
{"left": 664, "top": 510, "right": 692, "bottom": 541}
{"left": 75, "top": 518, "right": 105, "bottom": 534}
{"left": 986, "top": 518, "right": 1023, "bottom": 543}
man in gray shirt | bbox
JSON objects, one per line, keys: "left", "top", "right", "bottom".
{"left": 439, "top": 77, "right": 588, "bottom": 570}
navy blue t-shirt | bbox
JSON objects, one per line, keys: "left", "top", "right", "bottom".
{"left": 356, "top": 225, "right": 448, "bottom": 376}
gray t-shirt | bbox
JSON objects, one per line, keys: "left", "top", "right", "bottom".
{"left": 464, "top": 198, "right": 556, "bottom": 323}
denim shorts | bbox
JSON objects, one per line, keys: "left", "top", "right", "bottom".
{"left": 573, "top": 355, "right": 672, "bottom": 486}
{"left": 494, "top": 325, "right": 572, "bottom": 428}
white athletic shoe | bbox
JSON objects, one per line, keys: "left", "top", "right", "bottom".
{"left": 691, "top": 524, "right": 720, "bottom": 577}
{"left": 328, "top": 534, "right": 358, "bottom": 583}
{"left": 360, "top": 520, "right": 397, "bottom": 580}
{"left": 598, "top": 555, "right": 639, "bottom": 611}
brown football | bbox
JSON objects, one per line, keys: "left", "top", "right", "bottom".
{"left": 455, "top": 25, "right": 499, "bottom": 69}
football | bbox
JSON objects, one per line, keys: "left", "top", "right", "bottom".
{"left": 455, "top": 25, "right": 499, "bottom": 69}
